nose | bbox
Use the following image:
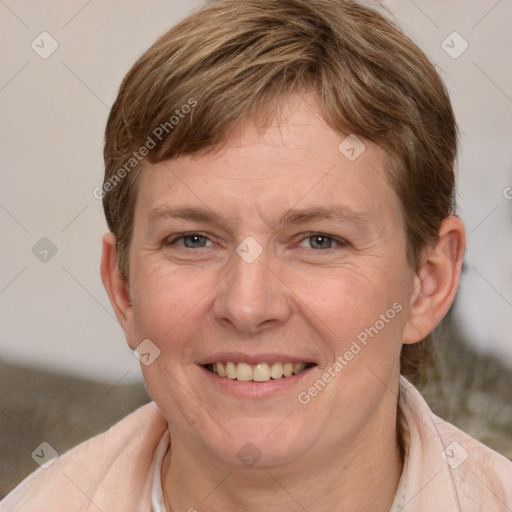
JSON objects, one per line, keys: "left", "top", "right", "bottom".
{"left": 213, "top": 248, "right": 292, "bottom": 334}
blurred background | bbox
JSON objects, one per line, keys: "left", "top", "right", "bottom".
{"left": 1, "top": 0, "right": 511, "bottom": 498}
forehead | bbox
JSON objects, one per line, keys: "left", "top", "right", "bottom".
{"left": 135, "top": 94, "right": 403, "bottom": 231}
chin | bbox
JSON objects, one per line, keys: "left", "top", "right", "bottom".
{"left": 202, "top": 416, "right": 314, "bottom": 470}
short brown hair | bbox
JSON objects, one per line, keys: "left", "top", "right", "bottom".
{"left": 103, "top": 0, "right": 457, "bottom": 379}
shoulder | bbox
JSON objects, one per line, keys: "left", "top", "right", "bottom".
{"left": 398, "top": 377, "right": 512, "bottom": 511}
{"left": 0, "top": 402, "right": 168, "bottom": 512}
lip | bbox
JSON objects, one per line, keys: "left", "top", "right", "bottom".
{"left": 198, "top": 362, "right": 317, "bottom": 399}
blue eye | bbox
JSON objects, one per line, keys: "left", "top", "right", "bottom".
{"left": 309, "top": 235, "right": 334, "bottom": 249}
{"left": 298, "top": 233, "right": 346, "bottom": 250}
{"left": 169, "top": 233, "right": 212, "bottom": 248}
{"left": 166, "top": 232, "right": 346, "bottom": 251}
{"left": 183, "top": 234, "right": 208, "bottom": 248}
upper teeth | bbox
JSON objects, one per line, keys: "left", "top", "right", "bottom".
{"left": 209, "top": 362, "right": 308, "bottom": 381}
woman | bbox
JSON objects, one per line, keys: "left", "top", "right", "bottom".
{"left": 2, "top": 0, "right": 511, "bottom": 510}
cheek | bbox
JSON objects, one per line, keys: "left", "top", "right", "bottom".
{"left": 296, "top": 264, "right": 404, "bottom": 328}
{"left": 288, "top": 263, "right": 411, "bottom": 364}
{"left": 130, "top": 265, "right": 215, "bottom": 349}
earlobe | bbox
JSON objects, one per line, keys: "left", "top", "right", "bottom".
{"left": 402, "top": 216, "right": 466, "bottom": 345}
{"left": 100, "top": 233, "right": 134, "bottom": 344}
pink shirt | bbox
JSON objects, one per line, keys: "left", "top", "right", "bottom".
{"left": 1, "top": 377, "right": 511, "bottom": 511}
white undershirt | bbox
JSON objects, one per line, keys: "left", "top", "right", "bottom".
{"left": 151, "top": 432, "right": 170, "bottom": 512}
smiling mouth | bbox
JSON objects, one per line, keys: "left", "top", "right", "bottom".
{"left": 204, "top": 362, "right": 316, "bottom": 382}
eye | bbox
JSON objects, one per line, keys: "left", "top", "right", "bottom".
{"left": 298, "top": 233, "right": 347, "bottom": 250}
{"left": 166, "top": 232, "right": 213, "bottom": 248}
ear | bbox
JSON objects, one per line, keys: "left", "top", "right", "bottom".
{"left": 100, "top": 232, "right": 136, "bottom": 348}
{"left": 402, "top": 216, "right": 466, "bottom": 344}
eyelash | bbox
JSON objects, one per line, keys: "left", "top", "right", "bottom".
{"left": 165, "top": 232, "right": 348, "bottom": 250}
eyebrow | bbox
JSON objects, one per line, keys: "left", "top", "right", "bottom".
{"left": 275, "top": 206, "right": 370, "bottom": 229}
{"left": 148, "top": 205, "right": 370, "bottom": 230}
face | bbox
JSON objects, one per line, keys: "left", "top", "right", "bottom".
{"left": 125, "top": 94, "right": 416, "bottom": 469}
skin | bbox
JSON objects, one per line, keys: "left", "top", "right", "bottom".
{"left": 102, "top": 94, "right": 465, "bottom": 511}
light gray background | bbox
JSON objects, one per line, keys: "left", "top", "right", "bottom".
{"left": 1, "top": 0, "right": 511, "bottom": 383}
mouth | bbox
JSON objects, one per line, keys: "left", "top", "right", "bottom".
{"left": 203, "top": 361, "right": 316, "bottom": 382}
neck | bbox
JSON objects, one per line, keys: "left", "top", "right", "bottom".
{"left": 161, "top": 405, "right": 403, "bottom": 512}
